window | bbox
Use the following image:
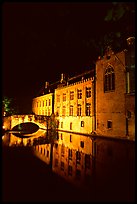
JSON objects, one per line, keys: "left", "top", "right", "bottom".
{"left": 69, "top": 105, "right": 73, "bottom": 116}
{"left": 49, "top": 99, "right": 51, "bottom": 106}
{"left": 77, "top": 89, "right": 82, "bottom": 99}
{"left": 70, "top": 135, "right": 72, "bottom": 142}
{"left": 86, "top": 87, "right": 91, "bottom": 98}
{"left": 70, "top": 91, "right": 74, "bottom": 100}
{"left": 126, "top": 70, "right": 135, "bottom": 93}
{"left": 104, "top": 65, "right": 115, "bottom": 92}
{"left": 70, "top": 122, "right": 72, "bottom": 130}
{"left": 43, "top": 101, "right": 44, "bottom": 107}
{"left": 56, "top": 107, "right": 60, "bottom": 116}
{"left": 68, "top": 149, "right": 72, "bottom": 160}
{"left": 85, "top": 154, "right": 90, "bottom": 169}
{"left": 46, "top": 100, "right": 47, "bottom": 106}
{"left": 63, "top": 93, "right": 66, "bottom": 101}
{"left": 81, "top": 121, "right": 84, "bottom": 127}
{"left": 55, "top": 159, "right": 58, "bottom": 167}
{"left": 61, "top": 145, "right": 65, "bottom": 157}
{"left": 77, "top": 104, "right": 81, "bottom": 116}
{"left": 40, "top": 101, "right": 41, "bottom": 107}
{"left": 76, "top": 151, "right": 81, "bottom": 164}
{"left": 86, "top": 103, "right": 91, "bottom": 116}
{"left": 80, "top": 141, "right": 84, "bottom": 148}
{"left": 61, "top": 122, "right": 63, "bottom": 128}
{"left": 47, "top": 150, "right": 49, "bottom": 157}
{"left": 57, "top": 95, "right": 60, "bottom": 102}
{"left": 107, "top": 120, "right": 112, "bottom": 129}
{"left": 61, "top": 161, "right": 64, "bottom": 171}
{"left": 68, "top": 165, "right": 73, "bottom": 176}
{"left": 61, "top": 133, "right": 63, "bottom": 140}
{"left": 62, "top": 106, "right": 66, "bottom": 116}
{"left": 37, "top": 102, "right": 38, "bottom": 107}
{"left": 76, "top": 169, "right": 81, "bottom": 179}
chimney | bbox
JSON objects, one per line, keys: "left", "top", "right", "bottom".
{"left": 45, "top": 81, "right": 49, "bottom": 89}
{"left": 60, "top": 73, "right": 65, "bottom": 83}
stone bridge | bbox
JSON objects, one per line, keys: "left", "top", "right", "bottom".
{"left": 3, "top": 114, "right": 56, "bottom": 131}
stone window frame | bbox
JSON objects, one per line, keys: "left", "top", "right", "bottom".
{"left": 104, "top": 65, "right": 115, "bottom": 92}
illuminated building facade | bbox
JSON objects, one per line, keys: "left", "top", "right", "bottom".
{"left": 54, "top": 72, "right": 95, "bottom": 134}
{"left": 32, "top": 92, "right": 54, "bottom": 116}
{"left": 95, "top": 37, "right": 135, "bottom": 140}
{"left": 32, "top": 37, "right": 135, "bottom": 140}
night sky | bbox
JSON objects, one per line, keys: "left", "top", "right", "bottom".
{"left": 2, "top": 2, "right": 135, "bottom": 113}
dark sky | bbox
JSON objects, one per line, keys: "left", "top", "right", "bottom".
{"left": 2, "top": 2, "right": 135, "bottom": 113}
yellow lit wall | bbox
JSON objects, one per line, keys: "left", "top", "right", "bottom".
{"left": 54, "top": 77, "right": 95, "bottom": 134}
{"left": 32, "top": 93, "right": 54, "bottom": 116}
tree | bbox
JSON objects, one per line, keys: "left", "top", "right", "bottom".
{"left": 2, "top": 96, "right": 17, "bottom": 116}
{"left": 89, "top": 2, "right": 135, "bottom": 58}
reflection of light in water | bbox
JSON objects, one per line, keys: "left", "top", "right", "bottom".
{"left": 33, "top": 131, "right": 94, "bottom": 190}
{"left": 9, "top": 129, "right": 47, "bottom": 146}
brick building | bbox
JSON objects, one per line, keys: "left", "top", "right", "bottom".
{"left": 95, "top": 37, "right": 135, "bottom": 140}
{"left": 32, "top": 37, "right": 135, "bottom": 140}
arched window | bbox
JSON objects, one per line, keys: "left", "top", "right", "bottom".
{"left": 104, "top": 65, "right": 115, "bottom": 92}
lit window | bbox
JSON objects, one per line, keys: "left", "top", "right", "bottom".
{"left": 104, "top": 65, "right": 115, "bottom": 92}
{"left": 86, "top": 87, "right": 91, "bottom": 98}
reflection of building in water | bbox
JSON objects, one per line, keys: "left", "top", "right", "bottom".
{"left": 33, "top": 144, "right": 51, "bottom": 165}
{"left": 52, "top": 132, "right": 93, "bottom": 187}
{"left": 9, "top": 129, "right": 47, "bottom": 146}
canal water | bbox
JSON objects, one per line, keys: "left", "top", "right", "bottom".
{"left": 2, "top": 131, "right": 135, "bottom": 202}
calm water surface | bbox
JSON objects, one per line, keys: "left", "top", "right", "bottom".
{"left": 2, "top": 131, "right": 135, "bottom": 202}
